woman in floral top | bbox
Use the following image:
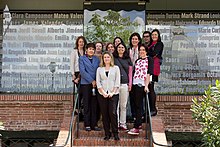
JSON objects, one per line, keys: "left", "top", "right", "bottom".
{"left": 128, "top": 44, "right": 154, "bottom": 135}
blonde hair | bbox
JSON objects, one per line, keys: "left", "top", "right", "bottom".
{"left": 99, "top": 51, "right": 114, "bottom": 67}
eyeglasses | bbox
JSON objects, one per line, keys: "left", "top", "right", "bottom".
{"left": 143, "top": 35, "right": 150, "bottom": 38}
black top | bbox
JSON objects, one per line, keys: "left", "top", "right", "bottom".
{"left": 148, "top": 42, "right": 164, "bottom": 59}
{"left": 105, "top": 71, "right": 109, "bottom": 77}
{"left": 114, "top": 57, "right": 132, "bottom": 84}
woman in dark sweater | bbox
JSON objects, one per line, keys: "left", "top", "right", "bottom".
{"left": 113, "top": 42, "right": 132, "bottom": 131}
{"left": 148, "top": 29, "right": 164, "bottom": 116}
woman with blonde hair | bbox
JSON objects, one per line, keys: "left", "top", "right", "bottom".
{"left": 96, "top": 51, "right": 120, "bottom": 140}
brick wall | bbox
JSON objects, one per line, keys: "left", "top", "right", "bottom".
{"left": 0, "top": 94, "right": 201, "bottom": 132}
{"left": 157, "top": 95, "right": 201, "bottom": 132}
{"left": 0, "top": 94, "right": 73, "bottom": 131}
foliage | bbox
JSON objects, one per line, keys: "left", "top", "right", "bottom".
{"left": 191, "top": 80, "right": 220, "bottom": 147}
{"left": 84, "top": 10, "right": 139, "bottom": 45}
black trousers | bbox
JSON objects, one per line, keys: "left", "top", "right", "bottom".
{"left": 148, "top": 82, "right": 157, "bottom": 112}
{"left": 129, "top": 89, "right": 144, "bottom": 119}
{"left": 81, "top": 84, "right": 98, "bottom": 128}
{"left": 97, "top": 93, "right": 119, "bottom": 137}
{"left": 132, "top": 85, "right": 145, "bottom": 129}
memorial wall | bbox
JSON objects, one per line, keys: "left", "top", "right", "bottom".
{"left": 1, "top": 7, "right": 220, "bottom": 94}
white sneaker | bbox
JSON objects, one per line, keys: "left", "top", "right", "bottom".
{"left": 128, "top": 128, "right": 139, "bottom": 135}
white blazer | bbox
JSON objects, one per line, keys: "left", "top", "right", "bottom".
{"left": 96, "top": 65, "right": 120, "bottom": 95}
{"left": 70, "top": 49, "right": 79, "bottom": 75}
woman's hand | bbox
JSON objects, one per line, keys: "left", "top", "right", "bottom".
{"left": 144, "top": 86, "right": 149, "bottom": 93}
{"left": 92, "top": 80, "right": 96, "bottom": 87}
{"left": 72, "top": 75, "right": 76, "bottom": 82}
{"left": 103, "top": 92, "right": 109, "bottom": 98}
{"left": 128, "top": 85, "right": 132, "bottom": 92}
{"left": 108, "top": 92, "right": 114, "bottom": 98}
{"left": 74, "top": 78, "right": 80, "bottom": 84}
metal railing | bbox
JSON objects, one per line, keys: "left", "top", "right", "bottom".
{"left": 145, "top": 92, "right": 172, "bottom": 147}
{"left": 50, "top": 82, "right": 79, "bottom": 147}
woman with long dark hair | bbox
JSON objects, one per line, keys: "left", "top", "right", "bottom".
{"left": 113, "top": 42, "right": 132, "bottom": 131}
{"left": 128, "top": 32, "right": 142, "bottom": 122}
{"left": 70, "top": 36, "right": 87, "bottom": 115}
{"left": 148, "top": 29, "right": 164, "bottom": 116}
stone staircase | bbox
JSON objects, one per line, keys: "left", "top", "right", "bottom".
{"left": 72, "top": 122, "right": 150, "bottom": 146}
{"left": 55, "top": 115, "right": 168, "bottom": 147}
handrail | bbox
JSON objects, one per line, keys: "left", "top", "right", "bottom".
{"left": 145, "top": 92, "right": 172, "bottom": 147}
{"left": 50, "top": 83, "right": 79, "bottom": 147}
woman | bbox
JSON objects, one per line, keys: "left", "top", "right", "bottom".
{"left": 128, "top": 32, "right": 142, "bottom": 121}
{"left": 128, "top": 44, "right": 153, "bottom": 135}
{"left": 113, "top": 37, "right": 124, "bottom": 49}
{"left": 79, "top": 43, "right": 100, "bottom": 131}
{"left": 96, "top": 51, "right": 120, "bottom": 140}
{"left": 95, "top": 42, "right": 103, "bottom": 60}
{"left": 113, "top": 42, "right": 132, "bottom": 131}
{"left": 70, "top": 36, "right": 87, "bottom": 115}
{"left": 148, "top": 29, "right": 164, "bottom": 116}
{"left": 106, "top": 42, "right": 115, "bottom": 54}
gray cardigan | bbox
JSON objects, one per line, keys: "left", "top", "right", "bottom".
{"left": 96, "top": 65, "right": 120, "bottom": 95}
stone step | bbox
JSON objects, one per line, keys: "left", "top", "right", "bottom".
{"left": 76, "top": 121, "right": 148, "bottom": 130}
{"left": 77, "top": 129, "right": 148, "bottom": 138}
{"left": 73, "top": 137, "right": 150, "bottom": 146}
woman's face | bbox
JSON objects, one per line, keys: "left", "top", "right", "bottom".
{"left": 117, "top": 44, "right": 125, "bottom": 55}
{"left": 139, "top": 46, "right": 147, "bottom": 58}
{"left": 107, "top": 44, "right": 115, "bottom": 53}
{"left": 86, "top": 47, "right": 95, "bottom": 57}
{"left": 152, "top": 31, "right": 159, "bottom": 42}
{"left": 95, "top": 43, "right": 102, "bottom": 53}
{"left": 114, "top": 38, "right": 121, "bottom": 47}
{"left": 131, "top": 36, "right": 139, "bottom": 47}
{"left": 103, "top": 53, "right": 111, "bottom": 65}
{"left": 78, "top": 38, "right": 84, "bottom": 49}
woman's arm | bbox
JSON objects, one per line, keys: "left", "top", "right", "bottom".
{"left": 96, "top": 68, "right": 108, "bottom": 98}
{"left": 153, "top": 42, "right": 164, "bottom": 58}
{"left": 144, "top": 74, "right": 150, "bottom": 92}
{"left": 70, "top": 50, "right": 76, "bottom": 80}
{"left": 109, "top": 66, "right": 121, "bottom": 97}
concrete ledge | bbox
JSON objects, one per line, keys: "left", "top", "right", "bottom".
{"left": 152, "top": 116, "right": 169, "bottom": 147}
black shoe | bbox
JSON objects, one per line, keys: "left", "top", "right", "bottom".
{"left": 150, "top": 111, "right": 157, "bottom": 116}
{"left": 114, "top": 134, "right": 120, "bottom": 141}
{"left": 92, "top": 126, "right": 101, "bottom": 131}
{"left": 104, "top": 136, "right": 111, "bottom": 140}
{"left": 85, "top": 127, "right": 91, "bottom": 131}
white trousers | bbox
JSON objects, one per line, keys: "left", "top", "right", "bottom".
{"left": 117, "top": 84, "right": 129, "bottom": 125}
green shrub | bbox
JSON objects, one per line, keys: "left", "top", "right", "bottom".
{"left": 191, "top": 80, "right": 220, "bottom": 147}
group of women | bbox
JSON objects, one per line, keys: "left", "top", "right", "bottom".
{"left": 70, "top": 29, "right": 164, "bottom": 140}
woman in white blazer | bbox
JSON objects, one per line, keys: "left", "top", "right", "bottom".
{"left": 96, "top": 51, "right": 120, "bottom": 141}
{"left": 70, "top": 36, "right": 87, "bottom": 115}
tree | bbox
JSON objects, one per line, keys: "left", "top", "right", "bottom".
{"left": 84, "top": 10, "right": 139, "bottom": 45}
{"left": 191, "top": 80, "right": 220, "bottom": 147}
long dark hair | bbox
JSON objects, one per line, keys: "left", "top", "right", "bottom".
{"left": 129, "top": 32, "right": 142, "bottom": 48}
{"left": 151, "top": 29, "right": 162, "bottom": 42}
{"left": 113, "top": 42, "right": 130, "bottom": 59}
{"left": 75, "top": 36, "right": 87, "bottom": 51}
{"left": 113, "top": 37, "right": 124, "bottom": 48}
